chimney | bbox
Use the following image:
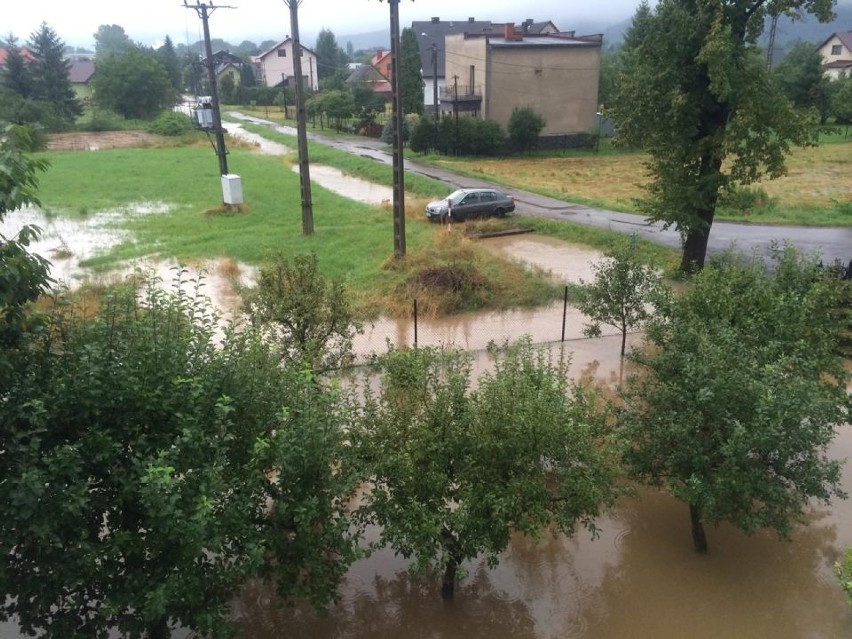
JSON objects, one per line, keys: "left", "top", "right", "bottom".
{"left": 431, "top": 17, "right": 440, "bottom": 23}
{"left": 503, "top": 23, "right": 522, "bottom": 41}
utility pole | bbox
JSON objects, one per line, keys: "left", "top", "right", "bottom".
{"left": 283, "top": 0, "right": 314, "bottom": 235}
{"left": 380, "top": 0, "right": 407, "bottom": 258}
{"left": 766, "top": 12, "right": 780, "bottom": 71}
{"left": 431, "top": 42, "right": 439, "bottom": 149}
{"left": 184, "top": 1, "right": 232, "bottom": 176}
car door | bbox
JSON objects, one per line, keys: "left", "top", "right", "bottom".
{"left": 456, "top": 192, "right": 480, "bottom": 220}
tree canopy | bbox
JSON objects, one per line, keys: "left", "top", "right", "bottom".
{"left": 315, "top": 28, "right": 348, "bottom": 84}
{"left": 355, "top": 340, "right": 621, "bottom": 597}
{"left": 93, "top": 24, "right": 135, "bottom": 58}
{"left": 619, "top": 248, "right": 850, "bottom": 553}
{"left": 611, "top": 0, "right": 834, "bottom": 271}
{"left": 400, "top": 27, "right": 424, "bottom": 114}
{"left": 27, "top": 22, "right": 81, "bottom": 126}
{"left": 92, "top": 47, "right": 175, "bottom": 119}
{"left": 773, "top": 40, "right": 832, "bottom": 122}
{"left": 507, "top": 106, "right": 545, "bottom": 153}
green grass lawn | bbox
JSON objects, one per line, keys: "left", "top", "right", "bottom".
{"left": 32, "top": 145, "right": 567, "bottom": 316}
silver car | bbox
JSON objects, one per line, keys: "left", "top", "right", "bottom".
{"left": 425, "top": 188, "right": 515, "bottom": 222}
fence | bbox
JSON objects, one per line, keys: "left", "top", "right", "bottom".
{"left": 349, "top": 287, "right": 627, "bottom": 365}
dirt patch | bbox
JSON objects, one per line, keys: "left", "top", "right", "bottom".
{"left": 47, "top": 131, "right": 161, "bottom": 151}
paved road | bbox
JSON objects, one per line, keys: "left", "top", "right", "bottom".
{"left": 228, "top": 112, "right": 851, "bottom": 265}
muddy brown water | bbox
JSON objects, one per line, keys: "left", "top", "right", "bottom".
{"left": 3, "top": 171, "right": 851, "bottom": 636}
{"left": 230, "top": 334, "right": 852, "bottom": 639}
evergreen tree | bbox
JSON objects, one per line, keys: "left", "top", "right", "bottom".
{"left": 156, "top": 35, "right": 182, "bottom": 93}
{"left": 1, "top": 34, "right": 33, "bottom": 98}
{"left": 773, "top": 41, "right": 832, "bottom": 122}
{"left": 27, "top": 22, "right": 81, "bottom": 125}
{"left": 315, "top": 28, "right": 347, "bottom": 82}
{"left": 399, "top": 28, "right": 424, "bottom": 114}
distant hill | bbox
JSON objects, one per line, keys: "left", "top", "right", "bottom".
{"left": 337, "top": 29, "right": 389, "bottom": 52}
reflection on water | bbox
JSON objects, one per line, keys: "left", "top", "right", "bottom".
{"left": 234, "top": 335, "right": 852, "bottom": 639}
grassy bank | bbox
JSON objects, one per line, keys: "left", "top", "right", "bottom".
{"left": 418, "top": 140, "right": 852, "bottom": 226}
{"left": 32, "top": 145, "right": 561, "bottom": 317}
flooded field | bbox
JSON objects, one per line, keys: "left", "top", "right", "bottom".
{"left": 232, "top": 334, "right": 852, "bottom": 639}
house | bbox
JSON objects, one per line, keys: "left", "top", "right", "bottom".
{"left": 252, "top": 38, "right": 318, "bottom": 90}
{"left": 68, "top": 58, "right": 96, "bottom": 85}
{"left": 817, "top": 31, "right": 852, "bottom": 79}
{"left": 344, "top": 64, "right": 392, "bottom": 97}
{"left": 413, "top": 17, "right": 561, "bottom": 114}
{"left": 371, "top": 50, "right": 393, "bottom": 79}
{"left": 0, "top": 47, "right": 35, "bottom": 65}
{"left": 442, "top": 24, "right": 602, "bottom": 137}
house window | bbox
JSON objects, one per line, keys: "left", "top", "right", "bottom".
{"left": 277, "top": 49, "right": 287, "bottom": 57}
{"left": 831, "top": 44, "right": 842, "bottom": 55}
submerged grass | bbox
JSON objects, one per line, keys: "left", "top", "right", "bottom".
{"left": 30, "top": 145, "right": 563, "bottom": 317}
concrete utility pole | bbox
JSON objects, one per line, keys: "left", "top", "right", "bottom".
{"left": 184, "top": 1, "right": 232, "bottom": 176}
{"left": 379, "top": 0, "right": 409, "bottom": 258}
{"left": 283, "top": 0, "right": 314, "bottom": 235}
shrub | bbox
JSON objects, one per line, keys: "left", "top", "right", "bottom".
{"left": 508, "top": 106, "right": 546, "bottom": 153}
{"left": 717, "top": 185, "right": 775, "bottom": 216}
{"left": 147, "top": 110, "right": 195, "bottom": 136}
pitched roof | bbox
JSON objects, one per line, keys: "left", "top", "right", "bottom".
{"left": 817, "top": 31, "right": 852, "bottom": 54}
{"left": 0, "top": 47, "right": 35, "bottom": 65}
{"left": 256, "top": 38, "right": 316, "bottom": 61}
{"left": 68, "top": 59, "right": 95, "bottom": 83}
{"left": 345, "top": 64, "right": 388, "bottom": 84}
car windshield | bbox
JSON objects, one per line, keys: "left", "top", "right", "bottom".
{"left": 447, "top": 190, "right": 467, "bottom": 205}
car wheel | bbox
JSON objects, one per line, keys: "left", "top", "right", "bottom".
{"left": 494, "top": 208, "right": 506, "bottom": 218}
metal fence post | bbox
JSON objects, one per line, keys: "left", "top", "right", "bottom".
{"left": 561, "top": 286, "right": 568, "bottom": 342}
{"left": 414, "top": 299, "right": 418, "bottom": 348}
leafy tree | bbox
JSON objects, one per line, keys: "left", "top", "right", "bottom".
{"left": 155, "top": 35, "right": 182, "bottom": 92}
{"left": 507, "top": 106, "right": 545, "bottom": 153}
{"left": 355, "top": 339, "right": 621, "bottom": 598}
{"left": 400, "top": 27, "right": 424, "bottom": 114}
{"left": 0, "top": 278, "right": 361, "bottom": 638}
{"left": 611, "top": 0, "right": 832, "bottom": 272}
{"left": 93, "top": 47, "right": 175, "bottom": 118}
{"left": 93, "top": 24, "right": 135, "bottom": 58}
{"left": 1, "top": 33, "right": 33, "bottom": 98}
{"left": 577, "top": 243, "right": 662, "bottom": 362}
{"left": 0, "top": 124, "right": 51, "bottom": 383}
{"left": 246, "top": 252, "right": 361, "bottom": 374}
{"left": 219, "top": 73, "right": 236, "bottom": 104}
{"left": 315, "top": 28, "right": 348, "bottom": 82}
{"left": 27, "top": 22, "right": 81, "bottom": 126}
{"left": 619, "top": 248, "right": 851, "bottom": 554}
{"left": 831, "top": 74, "right": 852, "bottom": 123}
{"left": 351, "top": 83, "right": 386, "bottom": 127}
{"left": 773, "top": 40, "right": 832, "bottom": 122}
{"left": 598, "top": 47, "right": 622, "bottom": 110}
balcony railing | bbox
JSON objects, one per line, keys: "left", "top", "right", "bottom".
{"left": 440, "top": 84, "right": 482, "bottom": 103}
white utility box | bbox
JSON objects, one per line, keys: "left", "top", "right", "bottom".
{"left": 221, "top": 174, "right": 244, "bottom": 205}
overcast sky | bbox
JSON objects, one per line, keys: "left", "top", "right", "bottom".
{"left": 5, "top": 0, "right": 640, "bottom": 49}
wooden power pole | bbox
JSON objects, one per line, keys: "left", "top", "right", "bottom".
{"left": 283, "top": 0, "right": 314, "bottom": 235}
{"left": 183, "top": 1, "right": 232, "bottom": 176}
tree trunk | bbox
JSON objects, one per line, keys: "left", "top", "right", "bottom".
{"left": 689, "top": 503, "right": 708, "bottom": 554}
{"left": 680, "top": 225, "right": 712, "bottom": 273}
{"left": 441, "top": 557, "right": 458, "bottom": 599}
{"left": 147, "top": 617, "right": 170, "bottom": 639}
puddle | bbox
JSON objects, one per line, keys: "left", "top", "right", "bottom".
{"left": 1, "top": 204, "right": 172, "bottom": 285}
{"left": 292, "top": 164, "right": 392, "bottom": 205}
{"left": 222, "top": 121, "right": 292, "bottom": 156}
{"left": 482, "top": 235, "right": 604, "bottom": 284}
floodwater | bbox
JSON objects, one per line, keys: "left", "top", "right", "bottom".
{"left": 4, "top": 149, "right": 851, "bottom": 636}
{"left": 224, "top": 120, "right": 394, "bottom": 205}
{"left": 232, "top": 334, "right": 852, "bottom": 639}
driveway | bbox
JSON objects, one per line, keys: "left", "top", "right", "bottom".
{"left": 228, "top": 113, "right": 852, "bottom": 264}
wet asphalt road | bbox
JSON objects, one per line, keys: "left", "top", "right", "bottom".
{"left": 228, "top": 113, "right": 851, "bottom": 264}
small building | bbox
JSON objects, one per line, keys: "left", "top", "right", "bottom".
{"left": 68, "top": 58, "right": 96, "bottom": 85}
{"left": 344, "top": 64, "right": 392, "bottom": 98}
{"left": 817, "top": 31, "right": 852, "bottom": 79}
{"left": 413, "top": 17, "right": 560, "bottom": 114}
{"left": 253, "top": 38, "right": 318, "bottom": 90}
{"left": 443, "top": 24, "right": 602, "bottom": 137}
